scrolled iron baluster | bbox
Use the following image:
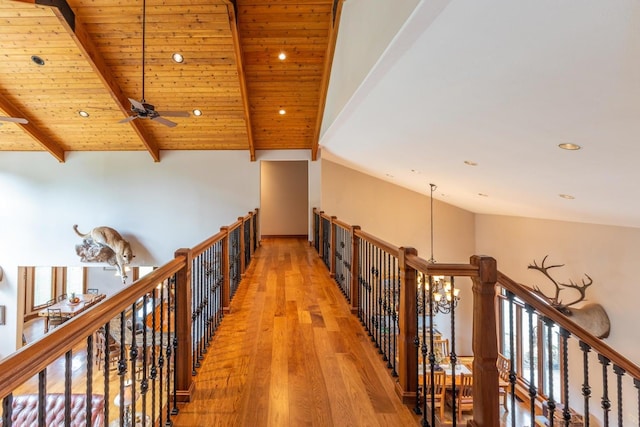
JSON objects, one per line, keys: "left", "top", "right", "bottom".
{"left": 141, "top": 294, "right": 149, "bottom": 425}
{"left": 449, "top": 276, "right": 458, "bottom": 427}
{"left": 579, "top": 341, "right": 591, "bottom": 427}
{"left": 634, "top": 378, "right": 640, "bottom": 427}
{"left": 599, "top": 354, "right": 611, "bottom": 427}
{"left": 560, "top": 327, "right": 571, "bottom": 427}
{"left": 525, "top": 304, "right": 537, "bottom": 424}
{"left": 170, "top": 275, "right": 179, "bottom": 419}
{"left": 150, "top": 290, "right": 158, "bottom": 423}
{"left": 544, "top": 317, "right": 556, "bottom": 427}
{"left": 104, "top": 322, "right": 112, "bottom": 426}
{"left": 612, "top": 365, "right": 625, "bottom": 427}
{"left": 65, "top": 348, "right": 73, "bottom": 425}
{"left": 38, "top": 369, "right": 46, "bottom": 426}
{"left": 507, "top": 290, "right": 517, "bottom": 425}
{"left": 428, "top": 274, "right": 436, "bottom": 427}
{"left": 2, "top": 394, "right": 13, "bottom": 427}
{"left": 84, "top": 336, "right": 93, "bottom": 427}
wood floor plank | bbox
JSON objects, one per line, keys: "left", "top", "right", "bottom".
{"left": 171, "top": 237, "right": 419, "bottom": 426}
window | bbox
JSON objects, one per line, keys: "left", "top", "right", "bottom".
{"left": 498, "top": 290, "right": 563, "bottom": 401}
{"left": 65, "top": 266, "right": 86, "bottom": 296}
{"left": 33, "top": 267, "right": 53, "bottom": 307}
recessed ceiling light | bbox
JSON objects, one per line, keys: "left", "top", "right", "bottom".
{"left": 464, "top": 160, "right": 478, "bottom": 166}
{"left": 31, "top": 55, "right": 45, "bottom": 66}
{"left": 279, "top": 109, "right": 286, "bottom": 115}
{"left": 78, "top": 110, "right": 90, "bottom": 118}
{"left": 193, "top": 109, "right": 202, "bottom": 116}
{"left": 278, "top": 52, "right": 286, "bottom": 60}
{"left": 559, "top": 194, "right": 575, "bottom": 199}
{"left": 172, "top": 53, "right": 184, "bottom": 63}
{"left": 558, "top": 143, "right": 581, "bottom": 151}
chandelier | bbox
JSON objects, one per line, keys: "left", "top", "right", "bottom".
{"left": 418, "top": 183, "right": 460, "bottom": 314}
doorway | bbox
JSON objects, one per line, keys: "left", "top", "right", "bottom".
{"left": 260, "top": 161, "right": 308, "bottom": 237}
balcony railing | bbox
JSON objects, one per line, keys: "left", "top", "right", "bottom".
{"left": 0, "top": 209, "right": 259, "bottom": 427}
{"left": 313, "top": 207, "right": 640, "bottom": 427}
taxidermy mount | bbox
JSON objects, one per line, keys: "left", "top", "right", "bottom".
{"left": 528, "top": 256, "right": 610, "bottom": 338}
{"left": 74, "top": 225, "right": 135, "bottom": 283}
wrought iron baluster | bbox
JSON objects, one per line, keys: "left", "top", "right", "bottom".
{"left": 104, "top": 322, "right": 112, "bottom": 426}
{"left": 634, "top": 378, "right": 640, "bottom": 427}
{"left": 391, "top": 260, "right": 398, "bottom": 377}
{"left": 599, "top": 354, "right": 611, "bottom": 427}
{"left": 170, "top": 276, "right": 179, "bottom": 419}
{"left": 118, "top": 311, "right": 126, "bottom": 425}
{"left": 2, "top": 394, "right": 13, "bottom": 427}
{"left": 65, "top": 349, "right": 72, "bottom": 427}
{"left": 450, "top": 276, "right": 458, "bottom": 427}
{"left": 544, "top": 317, "right": 556, "bottom": 427}
{"left": 428, "top": 274, "right": 436, "bottom": 427}
{"left": 158, "top": 282, "right": 165, "bottom": 425}
{"left": 526, "top": 304, "right": 537, "bottom": 424}
{"left": 150, "top": 289, "right": 158, "bottom": 424}
{"left": 38, "top": 369, "right": 46, "bottom": 427}
{"left": 560, "top": 328, "right": 572, "bottom": 427}
{"left": 579, "top": 341, "right": 591, "bottom": 427}
{"left": 612, "top": 365, "right": 625, "bottom": 427}
{"left": 141, "top": 294, "right": 149, "bottom": 426}
{"left": 507, "top": 290, "right": 517, "bottom": 425}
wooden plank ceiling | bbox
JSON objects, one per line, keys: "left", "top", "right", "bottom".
{"left": 0, "top": 0, "right": 342, "bottom": 162}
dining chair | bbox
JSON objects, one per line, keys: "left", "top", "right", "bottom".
{"left": 95, "top": 328, "right": 120, "bottom": 370}
{"left": 433, "top": 338, "right": 450, "bottom": 364}
{"left": 57, "top": 294, "right": 67, "bottom": 302}
{"left": 497, "top": 352, "right": 511, "bottom": 411}
{"left": 424, "top": 370, "right": 447, "bottom": 420}
{"left": 47, "top": 308, "right": 66, "bottom": 329}
{"left": 446, "top": 373, "right": 473, "bottom": 419}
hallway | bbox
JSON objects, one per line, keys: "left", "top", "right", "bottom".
{"left": 172, "top": 237, "right": 419, "bottom": 426}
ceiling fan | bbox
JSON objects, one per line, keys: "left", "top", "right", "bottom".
{"left": 0, "top": 116, "right": 28, "bottom": 125}
{"left": 119, "top": 0, "right": 189, "bottom": 128}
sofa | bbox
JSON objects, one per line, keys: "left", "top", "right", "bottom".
{"left": 1, "top": 393, "right": 104, "bottom": 427}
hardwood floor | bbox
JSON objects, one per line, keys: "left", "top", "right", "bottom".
{"left": 171, "top": 237, "right": 420, "bottom": 427}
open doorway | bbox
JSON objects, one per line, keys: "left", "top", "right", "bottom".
{"left": 260, "top": 161, "right": 308, "bottom": 237}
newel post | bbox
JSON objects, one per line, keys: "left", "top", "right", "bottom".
{"left": 395, "top": 246, "right": 418, "bottom": 403}
{"left": 221, "top": 226, "right": 231, "bottom": 313}
{"left": 174, "top": 248, "right": 195, "bottom": 402}
{"left": 350, "top": 225, "right": 361, "bottom": 314}
{"left": 470, "top": 255, "right": 499, "bottom": 427}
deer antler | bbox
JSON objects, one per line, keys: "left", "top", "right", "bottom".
{"left": 527, "top": 255, "right": 565, "bottom": 305}
{"left": 557, "top": 274, "right": 593, "bottom": 310}
{"left": 528, "top": 256, "right": 593, "bottom": 313}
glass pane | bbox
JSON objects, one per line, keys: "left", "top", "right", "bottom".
{"left": 33, "top": 267, "right": 53, "bottom": 306}
{"left": 501, "top": 298, "right": 515, "bottom": 358}
{"left": 65, "top": 267, "right": 85, "bottom": 296}
{"left": 542, "top": 323, "right": 561, "bottom": 399}
{"left": 521, "top": 311, "right": 538, "bottom": 386}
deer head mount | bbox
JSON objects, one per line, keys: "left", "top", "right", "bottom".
{"left": 528, "top": 255, "right": 610, "bottom": 339}
{"left": 528, "top": 255, "right": 592, "bottom": 314}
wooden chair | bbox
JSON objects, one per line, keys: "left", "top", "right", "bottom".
{"left": 497, "top": 352, "right": 511, "bottom": 410}
{"left": 95, "top": 329, "right": 120, "bottom": 370}
{"left": 446, "top": 373, "right": 473, "bottom": 419}
{"left": 433, "top": 338, "right": 450, "bottom": 363}
{"left": 424, "top": 371, "right": 447, "bottom": 420}
{"left": 57, "top": 294, "right": 67, "bottom": 302}
{"left": 47, "top": 308, "right": 66, "bottom": 330}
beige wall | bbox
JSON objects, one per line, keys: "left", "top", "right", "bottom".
{"left": 260, "top": 160, "right": 309, "bottom": 236}
{"left": 320, "top": 159, "right": 476, "bottom": 354}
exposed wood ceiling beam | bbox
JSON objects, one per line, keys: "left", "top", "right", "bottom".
{"left": 24, "top": 0, "right": 162, "bottom": 162}
{"left": 224, "top": 0, "right": 256, "bottom": 161}
{"left": 0, "top": 93, "right": 65, "bottom": 162}
{"left": 312, "top": 0, "right": 345, "bottom": 161}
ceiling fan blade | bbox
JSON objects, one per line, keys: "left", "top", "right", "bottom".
{"left": 156, "top": 111, "right": 190, "bottom": 118}
{"left": 0, "top": 116, "right": 28, "bottom": 124}
{"left": 118, "top": 115, "right": 138, "bottom": 124}
{"left": 151, "top": 116, "right": 177, "bottom": 127}
{"left": 128, "top": 98, "right": 145, "bottom": 111}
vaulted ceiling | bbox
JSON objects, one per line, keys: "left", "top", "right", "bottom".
{"left": 0, "top": 0, "right": 341, "bottom": 162}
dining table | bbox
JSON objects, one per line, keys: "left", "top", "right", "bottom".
{"left": 38, "top": 293, "right": 106, "bottom": 332}
{"left": 419, "top": 362, "right": 473, "bottom": 387}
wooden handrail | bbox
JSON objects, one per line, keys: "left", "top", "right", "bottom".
{"left": 498, "top": 272, "right": 640, "bottom": 380}
{"left": 191, "top": 230, "right": 226, "bottom": 258}
{"left": 0, "top": 257, "right": 185, "bottom": 398}
{"left": 354, "top": 229, "right": 400, "bottom": 257}
{"left": 405, "top": 254, "right": 479, "bottom": 277}
{"left": 332, "top": 218, "right": 351, "bottom": 231}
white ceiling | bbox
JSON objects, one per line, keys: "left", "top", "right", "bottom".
{"left": 320, "top": 0, "right": 640, "bottom": 228}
